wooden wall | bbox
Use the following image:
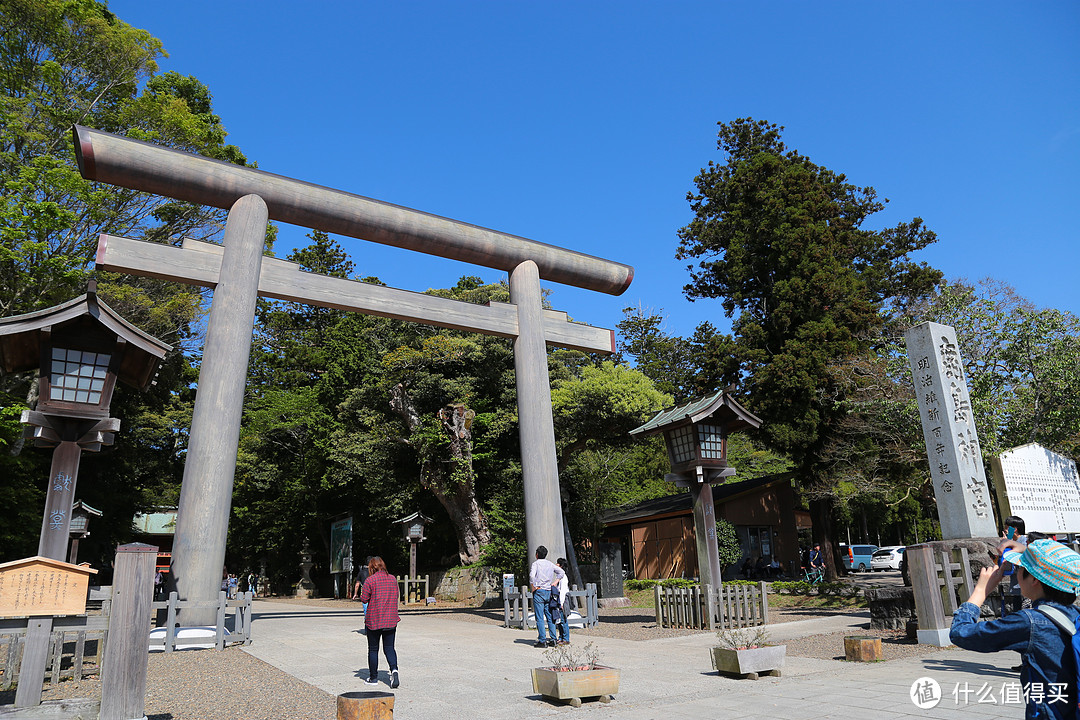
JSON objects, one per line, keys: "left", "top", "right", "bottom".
{"left": 630, "top": 516, "right": 697, "bottom": 579}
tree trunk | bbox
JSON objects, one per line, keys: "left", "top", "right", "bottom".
{"left": 810, "top": 497, "right": 841, "bottom": 581}
{"left": 389, "top": 385, "right": 491, "bottom": 565}
{"left": 561, "top": 508, "right": 584, "bottom": 590}
{"left": 555, "top": 441, "right": 589, "bottom": 590}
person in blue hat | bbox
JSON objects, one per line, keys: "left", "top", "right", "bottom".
{"left": 951, "top": 538, "right": 1080, "bottom": 720}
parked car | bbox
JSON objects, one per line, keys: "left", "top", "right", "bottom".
{"left": 841, "top": 544, "right": 879, "bottom": 572}
{"left": 871, "top": 546, "right": 905, "bottom": 571}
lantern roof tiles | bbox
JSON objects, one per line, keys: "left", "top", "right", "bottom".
{"left": 629, "top": 388, "right": 762, "bottom": 437}
{"left": 0, "top": 287, "right": 171, "bottom": 391}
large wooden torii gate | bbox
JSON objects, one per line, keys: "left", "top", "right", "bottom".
{"left": 74, "top": 126, "right": 633, "bottom": 622}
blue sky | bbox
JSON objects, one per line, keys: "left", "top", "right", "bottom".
{"left": 104, "top": 1, "right": 1079, "bottom": 341}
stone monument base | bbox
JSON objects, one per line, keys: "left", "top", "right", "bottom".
{"left": 917, "top": 627, "right": 951, "bottom": 646}
{"left": 598, "top": 597, "right": 631, "bottom": 609}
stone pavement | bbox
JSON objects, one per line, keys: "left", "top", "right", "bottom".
{"left": 243, "top": 599, "right": 1025, "bottom": 719}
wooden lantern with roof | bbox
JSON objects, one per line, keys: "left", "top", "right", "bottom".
{"left": 0, "top": 284, "right": 170, "bottom": 561}
{"left": 630, "top": 388, "right": 761, "bottom": 589}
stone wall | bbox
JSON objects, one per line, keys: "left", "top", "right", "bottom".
{"left": 867, "top": 587, "right": 917, "bottom": 630}
{"left": 429, "top": 566, "right": 502, "bottom": 605}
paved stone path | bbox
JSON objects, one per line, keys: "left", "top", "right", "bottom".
{"left": 243, "top": 599, "right": 1023, "bottom": 719}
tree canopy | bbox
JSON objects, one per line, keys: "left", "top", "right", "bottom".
{"left": 676, "top": 118, "right": 942, "bottom": 461}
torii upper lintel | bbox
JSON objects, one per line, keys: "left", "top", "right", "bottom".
{"left": 74, "top": 125, "right": 634, "bottom": 296}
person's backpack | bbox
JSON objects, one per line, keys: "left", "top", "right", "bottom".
{"left": 548, "top": 593, "right": 563, "bottom": 623}
{"left": 1036, "top": 604, "right": 1080, "bottom": 718}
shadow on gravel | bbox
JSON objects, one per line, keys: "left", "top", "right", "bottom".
{"left": 591, "top": 613, "right": 657, "bottom": 625}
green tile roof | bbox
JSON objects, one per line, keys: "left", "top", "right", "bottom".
{"left": 630, "top": 389, "right": 761, "bottom": 437}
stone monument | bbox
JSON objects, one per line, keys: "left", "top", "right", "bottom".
{"left": 904, "top": 321, "right": 997, "bottom": 539}
{"left": 296, "top": 538, "right": 316, "bottom": 599}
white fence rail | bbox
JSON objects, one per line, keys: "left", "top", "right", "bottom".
{"left": 150, "top": 590, "right": 252, "bottom": 651}
{"left": 503, "top": 584, "right": 599, "bottom": 629}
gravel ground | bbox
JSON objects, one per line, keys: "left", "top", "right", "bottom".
{"left": 0, "top": 646, "right": 336, "bottom": 720}
{"left": 2, "top": 595, "right": 943, "bottom": 718}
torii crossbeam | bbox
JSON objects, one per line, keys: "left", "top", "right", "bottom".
{"left": 75, "top": 125, "right": 632, "bottom": 622}
{"left": 96, "top": 234, "right": 615, "bottom": 353}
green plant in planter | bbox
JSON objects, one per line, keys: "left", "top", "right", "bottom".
{"left": 715, "top": 626, "right": 772, "bottom": 650}
{"left": 711, "top": 627, "right": 785, "bottom": 679}
{"left": 532, "top": 641, "right": 620, "bottom": 706}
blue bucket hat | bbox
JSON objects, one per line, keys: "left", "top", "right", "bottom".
{"left": 1001, "top": 539, "right": 1080, "bottom": 595}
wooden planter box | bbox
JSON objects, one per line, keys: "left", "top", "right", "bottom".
{"left": 531, "top": 665, "right": 619, "bottom": 706}
{"left": 710, "top": 645, "right": 786, "bottom": 679}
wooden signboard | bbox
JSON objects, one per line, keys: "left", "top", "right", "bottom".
{"left": 0, "top": 556, "right": 97, "bottom": 617}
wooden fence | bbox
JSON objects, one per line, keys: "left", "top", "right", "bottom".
{"left": 397, "top": 575, "right": 429, "bottom": 604}
{"left": 503, "top": 584, "right": 599, "bottom": 629}
{"left": 654, "top": 582, "right": 769, "bottom": 631}
{"left": 0, "top": 611, "right": 109, "bottom": 692}
{"left": 150, "top": 591, "right": 253, "bottom": 651}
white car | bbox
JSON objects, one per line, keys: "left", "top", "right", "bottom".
{"left": 871, "top": 546, "right": 905, "bottom": 571}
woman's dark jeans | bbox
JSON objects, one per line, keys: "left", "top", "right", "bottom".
{"left": 367, "top": 627, "right": 398, "bottom": 681}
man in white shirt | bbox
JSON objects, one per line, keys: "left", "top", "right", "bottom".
{"left": 529, "top": 545, "right": 565, "bottom": 648}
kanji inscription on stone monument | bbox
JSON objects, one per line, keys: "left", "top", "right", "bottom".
{"left": 905, "top": 321, "right": 997, "bottom": 539}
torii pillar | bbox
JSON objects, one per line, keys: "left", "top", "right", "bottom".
{"left": 169, "top": 195, "right": 267, "bottom": 620}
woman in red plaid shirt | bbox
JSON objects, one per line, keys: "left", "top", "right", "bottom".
{"left": 360, "top": 556, "right": 401, "bottom": 688}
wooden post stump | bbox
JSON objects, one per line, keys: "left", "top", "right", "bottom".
{"left": 844, "top": 635, "right": 883, "bottom": 662}
{"left": 338, "top": 691, "right": 394, "bottom": 720}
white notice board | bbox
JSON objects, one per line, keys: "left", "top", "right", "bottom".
{"left": 991, "top": 443, "right": 1080, "bottom": 534}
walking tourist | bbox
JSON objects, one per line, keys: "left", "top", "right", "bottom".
{"left": 360, "top": 556, "right": 401, "bottom": 688}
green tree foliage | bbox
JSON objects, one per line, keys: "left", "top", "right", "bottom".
{"left": 230, "top": 233, "right": 675, "bottom": 582}
{"left": 0, "top": 0, "right": 247, "bottom": 316}
{"left": 616, "top": 306, "right": 738, "bottom": 403}
{"left": 676, "top": 119, "right": 942, "bottom": 576}
{"left": 819, "top": 279, "right": 1080, "bottom": 546}
{"left": 552, "top": 360, "right": 671, "bottom": 561}
{"left": 715, "top": 518, "right": 742, "bottom": 572}
{"left": 917, "top": 280, "right": 1080, "bottom": 459}
{"left": 677, "top": 118, "right": 941, "bottom": 458}
{"left": 0, "top": 0, "right": 248, "bottom": 564}
{"left": 723, "top": 432, "right": 793, "bottom": 480}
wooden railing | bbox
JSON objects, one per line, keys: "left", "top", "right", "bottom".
{"left": 654, "top": 582, "right": 769, "bottom": 631}
{"left": 150, "top": 590, "right": 253, "bottom": 651}
{"left": 397, "top": 575, "right": 429, "bottom": 604}
{"left": 503, "top": 584, "right": 599, "bottom": 629}
{"left": 2, "top": 544, "right": 157, "bottom": 717}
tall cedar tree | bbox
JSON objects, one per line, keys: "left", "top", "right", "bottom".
{"left": 676, "top": 119, "right": 941, "bottom": 578}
